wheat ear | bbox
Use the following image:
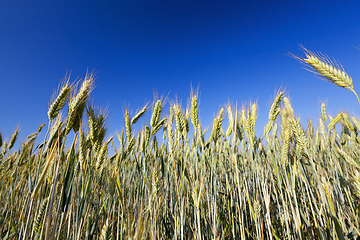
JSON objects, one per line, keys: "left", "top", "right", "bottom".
{"left": 191, "top": 92, "right": 199, "bottom": 129}
{"left": 209, "top": 108, "right": 224, "bottom": 144}
{"left": 131, "top": 105, "right": 147, "bottom": 124}
{"left": 151, "top": 118, "right": 167, "bottom": 136}
{"left": 8, "top": 127, "right": 19, "bottom": 150}
{"left": 66, "top": 72, "right": 95, "bottom": 134}
{"left": 124, "top": 109, "right": 132, "bottom": 140}
{"left": 33, "top": 197, "right": 49, "bottom": 234}
{"left": 291, "top": 46, "right": 360, "bottom": 105}
{"left": 48, "top": 77, "right": 71, "bottom": 120}
{"left": 150, "top": 100, "right": 162, "bottom": 128}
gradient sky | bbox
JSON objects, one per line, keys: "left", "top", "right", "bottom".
{"left": 1, "top": 0, "right": 360, "bottom": 147}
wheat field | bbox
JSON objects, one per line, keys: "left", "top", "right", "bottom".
{"left": 0, "top": 49, "right": 360, "bottom": 239}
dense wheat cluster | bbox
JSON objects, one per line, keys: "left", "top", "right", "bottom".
{"left": 1, "top": 50, "right": 360, "bottom": 239}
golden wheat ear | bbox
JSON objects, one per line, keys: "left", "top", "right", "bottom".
{"left": 290, "top": 45, "right": 360, "bottom": 105}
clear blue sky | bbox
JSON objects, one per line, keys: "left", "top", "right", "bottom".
{"left": 1, "top": 0, "right": 360, "bottom": 145}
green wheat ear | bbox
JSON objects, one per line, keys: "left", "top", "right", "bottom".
{"left": 291, "top": 45, "right": 360, "bottom": 105}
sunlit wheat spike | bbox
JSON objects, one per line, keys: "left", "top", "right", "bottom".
{"left": 321, "top": 103, "right": 328, "bottom": 122}
{"left": 251, "top": 102, "right": 258, "bottom": 126}
{"left": 269, "top": 90, "right": 283, "bottom": 121}
{"left": 337, "top": 147, "right": 360, "bottom": 169}
{"left": 151, "top": 165, "right": 160, "bottom": 196}
{"left": 351, "top": 117, "right": 360, "bottom": 132}
{"left": 126, "top": 136, "right": 135, "bottom": 155}
{"left": 78, "top": 130, "right": 86, "bottom": 168}
{"left": 342, "top": 113, "right": 354, "bottom": 132}
{"left": 87, "top": 106, "right": 108, "bottom": 152}
{"left": 307, "top": 119, "right": 314, "bottom": 142}
{"left": 290, "top": 118, "right": 308, "bottom": 156}
{"left": 191, "top": 94, "right": 199, "bottom": 128}
{"left": 292, "top": 46, "right": 353, "bottom": 87}
{"left": 131, "top": 105, "right": 147, "bottom": 124}
{"left": 139, "top": 130, "right": 146, "bottom": 153}
{"left": 162, "top": 125, "right": 167, "bottom": 141}
{"left": 264, "top": 91, "right": 284, "bottom": 135}
{"left": 0, "top": 142, "right": 7, "bottom": 159}
{"left": 244, "top": 109, "right": 256, "bottom": 145}
{"left": 33, "top": 197, "right": 49, "bottom": 234}
{"left": 253, "top": 199, "right": 261, "bottom": 218}
{"left": 235, "top": 111, "right": 244, "bottom": 142}
{"left": 173, "top": 104, "right": 182, "bottom": 132}
{"left": 151, "top": 118, "right": 167, "bottom": 136}
{"left": 272, "top": 122, "right": 278, "bottom": 138}
{"left": 38, "top": 123, "right": 46, "bottom": 133}
{"left": 283, "top": 97, "right": 294, "bottom": 116}
{"left": 8, "top": 127, "right": 19, "bottom": 150}
{"left": 168, "top": 106, "right": 174, "bottom": 128}
{"left": 174, "top": 104, "right": 186, "bottom": 137}
{"left": 291, "top": 46, "right": 360, "bottom": 105}
{"left": 226, "top": 104, "right": 234, "bottom": 137}
{"left": 281, "top": 127, "right": 291, "bottom": 166}
{"left": 69, "top": 72, "right": 95, "bottom": 111}
{"left": 144, "top": 125, "right": 151, "bottom": 149}
{"left": 328, "top": 112, "right": 343, "bottom": 130}
{"left": 135, "top": 131, "right": 141, "bottom": 152}
{"left": 264, "top": 121, "right": 273, "bottom": 136}
{"left": 318, "top": 118, "right": 326, "bottom": 138}
{"left": 196, "top": 124, "right": 204, "bottom": 148}
{"left": 183, "top": 117, "right": 189, "bottom": 137}
{"left": 150, "top": 100, "right": 162, "bottom": 128}
{"left": 210, "top": 108, "right": 224, "bottom": 143}
{"left": 87, "top": 106, "right": 96, "bottom": 142}
{"left": 48, "top": 78, "right": 71, "bottom": 120}
{"left": 124, "top": 109, "right": 132, "bottom": 140}
{"left": 66, "top": 72, "right": 95, "bottom": 134}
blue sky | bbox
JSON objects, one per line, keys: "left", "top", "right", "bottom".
{"left": 1, "top": 0, "right": 360, "bottom": 146}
